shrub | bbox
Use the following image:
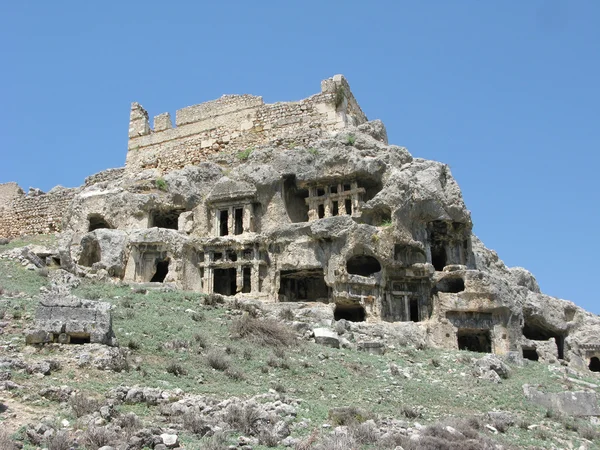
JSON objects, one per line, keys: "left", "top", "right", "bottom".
{"left": 11, "top": 310, "right": 22, "bottom": 320}
{"left": 345, "top": 134, "right": 356, "bottom": 146}
{"left": 118, "top": 412, "right": 141, "bottom": 436}
{"left": 401, "top": 405, "right": 422, "bottom": 419}
{"left": 121, "top": 297, "right": 133, "bottom": 308}
{"left": 0, "top": 308, "right": 5, "bottom": 319}
{"left": 47, "top": 430, "right": 71, "bottom": 450}
{"left": 124, "top": 309, "right": 135, "bottom": 320}
{"left": 163, "top": 339, "right": 190, "bottom": 351}
{"left": 580, "top": 425, "right": 600, "bottom": 440}
{"left": 231, "top": 315, "right": 296, "bottom": 347}
{"left": 328, "top": 407, "right": 372, "bottom": 426}
{"left": 431, "top": 358, "right": 441, "bottom": 367}
{"left": 198, "top": 432, "right": 229, "bottom": 450}
{"left": 191, "top": 312, "right": 205, "bottom": 322}
{"left": 224, "top": 403, "right": 260, "bottom": 435}
{"left": 278, "top": 307, "right": 295, "bottom": 321}
{"left": 225, "top": 368, "right": 245, "bottom": 381}
{"left": 272, "top": 381, "right": 286, "bottom": 393}
{"left": 236, "top": 147, "right": 253, "bottom": 161}
{"left": 207, "top": 351, "right": 230, "bottom": 371}
{"left": 380, "top": 218, "right": 393, "bottom": 227}
{"left": 155, "top": 178, "right": 168, "bottom": 191}
{"left": 194, "top": 333, "right": 208, "bottom": 348}
{"left": 242, "top": 348, "right": 253, "bottom": 360}
{"left": 307, "top": 147, "right": 319, "bottom": 156}
{"left": 203, "top": 293, "right": 225, "bottom": 306}
{"left": 313, "top": 432, "right": 357, "bottom": 450}
{"left": 350, "top": 420, "right": 378, "bottom": 445}
{"left": 183, "top": 411, "right": 211, "bottom": 436}
{"left": 82, "top": 426, "right": 116, "bottom": 449}
{"left": 166, "top": 362, "right": 188, "bottom": 376}
{"left": 69, "top": 393, "right": 101, "bottom": 418}
{"left": 258, "top": 428, "right": 280, "bottom": 447}
{"left": 127, "top": 339, "right": 141, "bottom": 351}
{"left": 0, "top": 238, "right": 10, "bottom": 246}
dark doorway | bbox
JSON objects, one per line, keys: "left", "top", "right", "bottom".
{"left": 589, "top": 357, "right": 600, "bottom": 372}
{"left": 242, "top": 267, "right": 251, "bottom": 293}
{"left": 318, "top": 204, "right": 325, "bottom": 219}
{"left": 409, "top": 298, "right": 419, "bottom": 322}
{"left": 457, "top": 329, "right": 491, "bottom": 353}
{"left": 436, "top": 277, "right": 465, "bottom": 293}
{"left": 332, "top": 201, "right": 339, "bottom": 216}
{"left": 214, "top": 268, "right": 237, "bottom": 295}
{"left": 345, "top": 199, "right": 352, "bottom": 215}
{"left": 234, "top": 208, "right": 244, "bottom": 235}
{"left": 346, "top": 255, "right": 381, "bottom": 277}
{"left": 334, "top": 303, "right": 366, "bottom": 322}
{"left": 219, "top": 210, "right": 229, "bottom": 236}
{"left": 523, "top": 348, "right": 539, "bottom": 361}
{"left": 151, "top": 209, "right": 183, "bottom": 230}
{"left": 523, "top": 322, "right": 565, "bottom": 359}
{"left": 282, "top": 175, "right": 309, "bottom": 223}
{"left": 279, "top": 269, "right": 329, "bottom": 302}
{"left": 88, "top": 214, "right": 112, "bottom": 232}
{"left": 431, "top": 244, "right": 446, "bottom": 271}
{"left": 69, "top": 333, "right": 91, "bottom": 345}
{"left": 151, "top": 259, "right": 169, "bottom": 282}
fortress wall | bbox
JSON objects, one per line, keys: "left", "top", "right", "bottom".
{"left": 125, "top": 75, "right": 367, "bottom": 174}
{"left": 0, "top": 185, "right": 79, "bottom": 238}
{"left": 84, "top": 168, "right": 126, "bottom": 186}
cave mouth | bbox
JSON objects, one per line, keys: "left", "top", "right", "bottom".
{"left": 334, "top": 303, "right": 366, "bottom": 322}
{"left": 436, "top": 277, "right": 465, "bottom": 293}
{"left": 589, "top": 357, "right": 600, "bottom": 372}
{"left": 279, "top": 269, "right": 329, "bottom": 302}
{"left": 69, "top": 333, "right": 91, "bottom": 345}
{"left": 523, "top": 348, "right": 539, "bottom": 361}
{"left": 457, "top": 329, "right": 491, "bottom": 353}
{"left": 346, "top": 255, "right": 381, "bottom": 277}
{"left": 151, "top": 209, "right": 184, "bottom": 230}
{"left": 283, "top": 174, "right": 309, "bottom": 223}
{"left": 214, "top": 268, "right": 237, "bottom": 296}
{"left": 523, "top": 322, "right": 565, "bottom": 359}
{"left": 150, "top": 259, "right": 170, "bottom": 282}
{"left": 88, "top": 214, "right": 112, "bottom": 232}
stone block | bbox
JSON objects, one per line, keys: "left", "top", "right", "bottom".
{"left": 314, "top": 328, "right": 339, "bottom": 348}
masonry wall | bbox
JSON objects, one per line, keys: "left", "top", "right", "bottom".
{"left": 0, "top": 185, "right": 79, "bottom": 238}
{"left": 125, "top": 75, "right": 367, "bottom": 173}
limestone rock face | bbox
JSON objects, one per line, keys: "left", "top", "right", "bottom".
{"left": 48, "top": 76, "right": 600, "bottom": 374}
{"left": 26, "top": 293, "right": 117, "bottom": 347}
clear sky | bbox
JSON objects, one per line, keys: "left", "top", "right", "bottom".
{"left": 1, "top": 1, "right": 598, "bottom": 313}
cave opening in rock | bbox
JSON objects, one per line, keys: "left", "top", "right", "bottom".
{"left": 589, "top": 357, "right": 600, "bottom": 372}
{"left": 69, "top": 333, "right": 91, "bottom": 345}
{"left": 150, "top": 259, "right": 169, "bottom": 282}
{"left": 332, "top": 201, "right": 339, "bottom": 216}
{"left": 78, "top": 238, "right": 101, "bottom": 267}
{"left": 88, "top": 214, "right": 112, "bottom": 232}
{"left": 242, "top": 267, "right": 251, "bottom": 293}
{"left": 345, "top": 199, "right": 352, "bottom": 215}
{"left": 431, "top": 244, "right": 447, "bottom": 271}
{"left": 457, "top": 329, "right": 491, "bottom": 353}
{"left": 409, "top": 298, "right": 419, "bottom": 322}
{"left": 234, "top": 208, "right": 244, "bottom": 235}
{"left": 334, "top": 303, "right": 366, "bottom": 322}
{"left": 219, "top": 210, "right": 229, "bottom": 236}
{"left": 214, "top": 268, "right": 237, "bottom": 295}
{"left": 151, "top": 209, "right": 184, "bottom": 230}
{"left": 522, "top": 348, "right": 539, "bottom": 361}
{"left": 282, "top": 175, "right": 310, "bottom": 223}
{"left": 278, "top": 269, "right": 329, "bottom": 302}
{"left": 318, "top": 204, "right": 325, "bottom": 219}
{"left": 436, "top": 277, "right": 465, "bottom": 293}
{"left": 346, "top": 255, "right": 381, "bottom": 277}
{"left": 522, "top": 322, "right": 565, "bottom": 359}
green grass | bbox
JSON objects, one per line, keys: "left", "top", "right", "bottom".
{"left": 154, "top": 177, "right": 168, "bottom": 191}
{"left": 236, "top": 147, "right": 253, "bottom": 161}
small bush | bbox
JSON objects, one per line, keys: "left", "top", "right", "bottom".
{"left": 345, "top": 134, "right": 356, "bottom": 146}
{"left": 328, "top": 406, "right": 372, "bottom": 426}
{"left": 401, "top": 405, "right": 422, "bottom": 419}
{"left": 580, "top": 425, "right": 600, "bottom": 440}
{"left": 236, "top": 147, "right": 253, "bottom": 161}
{"left": 124, "top": 310, "right": 135, "bottom": 319}
{"left": 258, "top": 428, "right": 280, "bottom": 447}
{"left": 11, "top": 310, "right": 22, "bottom": 320}
{"left": 47, "top": 430, "right": 71, "bottom": 450}
{"left": 69, "top": 393, "right": 101, "bottom": 418}
{"left": 224, "top": 403, "right": 260, "bottom": 435}
{"left": 166, "top": 362, "right": 188, "bottom": 376}
{"left": 207, "top": 351, "right": 230, "bottom": 371}
{"left": 307, "top": 147, "right": 319, "bottom": 156}
{"left": 279, "top": 307, "right": 295, "bottom": 321}
{"left": 155, "top": 178, "right": 168, "bottom": 191}
{"left": 242, "top": 348, "right": 253, "bottom": 360}
{"left": 199, "top": 431, "right": 229, "bottom": 450}
{"left": 118, "top": 412, "right": 141, "bottom": 436}
{"left": 82, "top": 426, "right": 116, "bottom": 449}
{"left": 203, "top": 293, "right": 225, "bottom": 306}
{"left": 431, "top": 358, "right": 441, "bottom": 367}
{"left": 121, "top": 297, "right": 133, "bottom": 308}
{"left": 0, "top": 308, "right": 5, "bottom": 319}
{"left": 313, "top": 432, "right": 357, "bottom": 450}
{"left": 191, "top": 312, "right": 205, "bottom": 322}
{"left": 380, "top": 219, "right": 393, "bottom": 227}
{"left": 225, "top": 368, "right": 245, "bottom": 381}
{"left": 272, "top": 381, "right": 286, "bottom": 393}
{"left": 163, "top": 339, "right": 190, "bottom": 351}
{"left": 350, "top": 420, "right": 378, "bottom": 445}
{"left": 273, "top": 347, "right": 286, "bottom": 359}
{"left": 127, "top": 340, "right": 141, "bottom": 351}
{"left": 0, "top": 238, "right": 10, "bottom": 246}
{"left": 194, "top": 333, "right": 208, "bottom": 348}
{"left": 231, "top": 315, "right": 296, "bottom": 347}
{"left": 183, "top": 411, "right": 211, "bottom": 436}
{"left": 225, "top": 345, "right": 236, "bottom": 355}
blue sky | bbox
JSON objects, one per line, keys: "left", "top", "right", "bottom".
{"left": 1, "top": 1, "right": 598, "bottom": 313}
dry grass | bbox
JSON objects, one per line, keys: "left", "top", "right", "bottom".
{"left": 231, "top": 314, "right": 296, "bottom": 347}
{"left": 47, "top": 430, "right": 71, "bottom": 450}
{"left": 0, "top": 429, "right": 17, "bottom": 450}
{"left": 69, "top": 393, "right": 101, "bottom": 418}
{"left": 207, "top": 350, "right": 231, "bottom": 371}
{"left": 82, "top": 426, "right": 117, "bottom": 450}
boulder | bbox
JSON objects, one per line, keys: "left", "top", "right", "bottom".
{"left": 313, "top": 328, "right": 340, "bottom": 348}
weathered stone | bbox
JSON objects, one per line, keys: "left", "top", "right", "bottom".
{"left": 523, "top": 384, "right": 600, "bottom": 416}
{"left": 314, "top": 328, "right": 340, "bottom": 348}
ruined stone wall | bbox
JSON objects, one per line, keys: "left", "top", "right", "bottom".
{"left": 0, "top": 185, "right": 79, "bottom": 238}
{"left": 84, "top": 168, "right": 126, "bottom": 187}
{"left": 125, "top": 75, "right": 367, "bottom": 173}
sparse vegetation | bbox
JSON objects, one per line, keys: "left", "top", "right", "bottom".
{"left": 345, "top": 134, "right": 356, "bottom": 146}
{"left": 155, "top": 177, "right": 168, "bottom": 191}
{"left": 236, "top": 147, "right": 253, "bottom": 161}
{"left": 166, "top": 361, "right": 188, "bottom": 376}
{"left": 207, "top": 350, "right": 231, "bottom": 371}
{"left": 69, "top": 393, "right": 101, "bottom": 418}
{"left": 231, "top": 314, "right": 296, "bottom": 347}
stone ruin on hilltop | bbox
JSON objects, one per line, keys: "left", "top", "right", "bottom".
{"left": 1, "top": 74, "right": 599, "bottom": 373}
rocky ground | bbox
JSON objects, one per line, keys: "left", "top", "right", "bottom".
{"left": 1, "top": 236, "right": 599, "bottom": 449}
